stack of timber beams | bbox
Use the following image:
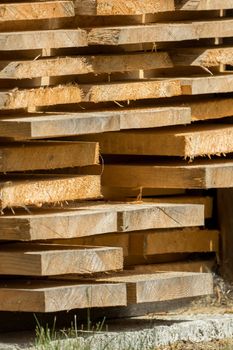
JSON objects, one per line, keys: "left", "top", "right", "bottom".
{"left": 5, "top": 0, "right": 233, "bottom": 315}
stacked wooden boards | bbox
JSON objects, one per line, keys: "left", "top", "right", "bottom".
{"left": 1, "top": 0, "right": 229, "bottom": 314}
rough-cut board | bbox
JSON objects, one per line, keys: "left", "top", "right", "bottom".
{"left": 60, "top": 227, "right": 218, "bottom": 257}
{"left": 0, "top": 80, "right": 181, "bottom": 109}
{"left": 0, "top": 30, "right": 87, "bottom": 51}
{"left": 0, "top": 243, "right": 123, "bottom": 276}
{"left": 75, "top": 0, "right": 174, "bottom": 15}
{"left": 0, "top": 112, "right": 120, "bottom": 140}
{"left": 184, "top": 97, "right": 233, "bottom": 121}
{"left": 129, "top": 228, "right": 219, "bottom": 256}
{"left": 0, "top": 208, "right": 117, "bottom": 241}
{"left": 0, "top": 141, "right": 99, "bottom": 172}
{"left": 143, "top": 196, "right": 213, "bottom": 219}
{"left": 0, "top": 1, "right": 75, "bottom": 22}
{"left": 181, "top": 75, "right": 233, "bottom": 95}
{"left": 175, "top": 0, "right": 233, "bottom": 10}
{"left": 0, "top": 280, "right": 127, "bottom": 312}
{"left": 71, "top": 202, "right": 204, "bottom": 231}
{"left": 0, "top": 52, "right": 173, "bottom": 79}
{"left": 87, "top": 124, "right": 233, "bottom": 158}
{"left": 132, "top": 260, "right": 216, "bottom": 273}
{"left": 102, "top": 187, "right": 186, "bottom": 200}
{"left": 87, "top": 19, "right": 233, "bottom": 45}
{"left": 0, "top": 175, "right": 101, "bottom": 208}
{"left": 171, "top": 46, "right": 233, "bottom": 67}
{"left": 94, "top": 272, "right": 213, "bottom": 304}
{"left": 75, "top": 0, "right": 233, "bottom": 15}
{"left": 102, "top": 160, "right": 233, "bottom": 189}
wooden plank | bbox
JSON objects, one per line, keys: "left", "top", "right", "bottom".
{"left": 118, "top": 106, "right": 191, "bottom": 130}
{"left": 61, "top": 228, "right": 218, "bottom": 256}
{"left": 0, "top": 1, "right": 75, "bottom": 22}
{"left": 86, "top": 124, "right": 233, "bottom": 158}
{"left": 185, "top": 97, "right": 233, "bottom": 121}
{"left": 0, "top": 80, "right": 182, "bottom": 109}
{"left": 171, "top": 46, "right": 233, "bottom": 67}
{"left": 181, "top": 75, "right": 233, "bottom": 95}
{"left": 0, "top": 280, "right": 127, "bottom": 312}
{"left": 96, "top": 272, "right": 213, "bottom": 304}
{"left": 0, "top": 112, "right": 120, "bottom": 140}
{"left": 0, "top": 141, "right": 99, "bottom": 172}
{"left": 102, "top": 187, "right": 186, "bottom": 200}
{"left": 142, "top": 196, "right": 213, "bottom": 219}
{"left": 0, "top": 107, "right": 190, "bottom": 140}
{"left": 217, "top": 189, "right": 233, "bottom": 280}
{"left": 75, "top": 0, "right": 233, "bottom": 15}
{"left": 0, "top": 30, "right": 87, "bottom": 51}
{"left": 132, "top": 260, "right": 216, "bottom": 273}
{"left": 0, "top": 52, "right": 173, "bottom": 79}
{"left": 176, "top": 0, "right": 233, "bottom": 10}
{"left": 102, "top": 160, "right": 233, "bottom": 189}
{"left": 73, "top": 202, "right": 204, "bottom": 231}
{"left": 0, "top": 175, "right": 101, "bottom": 209}
{"left": 87, "top": 19, "right": 233, "bottom": 45}
{"left": 129, "top": 228, "right": 219, "bottom": 256}
{"left": 75, "top": 0, "right": 174, "bottom": 15}
{"left": 0, "top": 207, "right": 117, "bottom": 241}
{"left": 0, "top": 243, "right": 123, "bottom": 276}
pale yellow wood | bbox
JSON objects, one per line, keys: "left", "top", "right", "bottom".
{"left": 75, "top": 0, "right": 174, "bottom": 15}
{"left": 75, "top": 0, "right": 233, "bottom": 15}
{"left": 143, "top": 196, "right": 213, "bottom": 219}
{"left": 102, "top": 160, "right": 233, "bottom": 189}
{"left": 72, "top": 202, "right": 204, "bottom": 231}
{"left": 0, "top": 1, "right": 75, "bottom": 22}
{"left": 132, "top": 260, "right": 215, "bottom": 273}
{"left": 0, "top": 80, "right": 181, "bottom": 109}
{"left": 60, "top": 227, "right": 218, "bottom": 257}
{"left": 0, "top": 207, "right": 117, "bottom": 241}
{"left": 129, "top": 228, "right": 219, "bottom": 256}
{"left": 0, "top": 141, "right": 99, "bottom": 171}
{"left": 176, "top": 0, "right": 233, "bottom": 10}
{"left": 171, "top": 46, "right": 233, "bottom": 67}
{"left": 0, "top": 112, "right": 120, "bottom": 140}
{"left": 0, "top": 30, "right": 87, "bottom": 51}
{"left": 181, "top": 75, "right": 233, "bottom": 95}
{"left": 0, "top": 243, "right": 123, "bottom": 276}
{"left": 0, "top": 52, "right": 172, "bottom": 79}
{"left": 0, "top": 280, "right": 127, "bottom": 312}
{"left": 87, "top": 19, "right": 233, "bottom": 45}
{"left": 87, "top": 124, "right": 233, "bottom": 158}
{"left": 0, "top": 175, "right": 101, "bottom": 208}
{"left": 97, "top": 271, "right": 213, "bottom": 304}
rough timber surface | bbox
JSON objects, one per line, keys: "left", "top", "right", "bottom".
{"left": 75, "top": 0, "right": 233, "bottom": 15}
{"left": 87, "top": 19, "right": 233, "bottom": 45}
{"left": 0, "top": 207, "right": 118, "bottom": 241}
{"left": 131, "top": 259, "right": 215, "bottom": 273}
{"left": 0, "top": 80, "right": 181, "bottom": 109}
{"left": 0, "top": 1, "right": 75, "bottom": 22}
{"left": 0, "top": 175, "right": 101, "bottom": 209}
{"left": 0, "top": 141, "right": 99, "bottom": 171}
{"left": 91, "top": 271, "right": 214, "bottom": 304}
{"left": 0, "top": 53, "right": 173, "bottom": 79}
{"left": 0, "top": 30, "right": 87, "bottom": 51}
{"left": 87, "top": 124, "right": 233, "bottom": 158}
{"left": 102, "top": 160, "right": 233, "bottom": 189}
{"left": 0, "top": 279, "right": 127, "bottom": 312}
{"left": 69, "top": 202, "right": 204, "bottom": 231}
{"left": 0, "top": 243, "right": 123, "bottom": 276}
{"left": 63, "top": 227, "right": 219, "bottom": 257}
{"left": 143, "top": 195, "right": 213, "bottom": 219}
{"left": 0, "top": 112, "right": 120, "bottom": 140}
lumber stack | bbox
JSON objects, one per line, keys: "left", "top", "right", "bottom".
{"left": 4, "top": 0, "right": 233, "bottom": 314}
